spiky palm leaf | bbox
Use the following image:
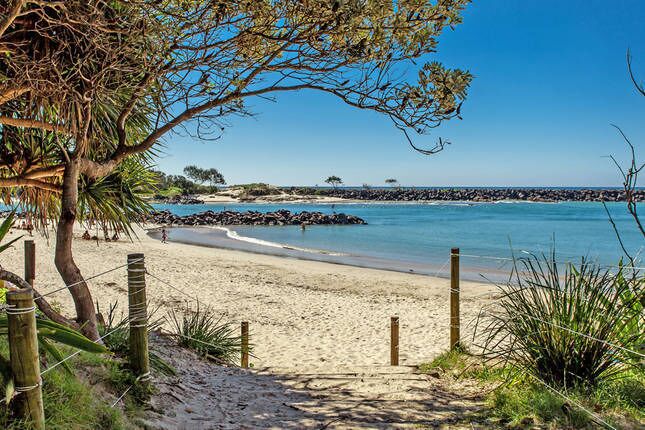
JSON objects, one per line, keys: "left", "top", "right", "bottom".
{"left": 1, "top": 90, "right": 157, "bottom": 234}
{"left": 78, "top": 157, "right": 157, "bottom": 239}
{"left": 0, "top": 211, "right": 23, "bottom": 253}
{"left": 0, "top": 315, "right": 110, "bottom": 400}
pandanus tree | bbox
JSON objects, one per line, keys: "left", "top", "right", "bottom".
{"left": 0, "top": 0, "right": 472, "bottom": 339}
{"left": 325, "top": 176, "right": 343, "bottom": 189}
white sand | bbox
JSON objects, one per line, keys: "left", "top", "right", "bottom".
{"left": 1, "top": 225, "right": 497, "bottom": 428}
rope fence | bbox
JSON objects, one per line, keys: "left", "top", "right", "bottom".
{"left": 1, "top": 241, "right": 640, "bottom": 430}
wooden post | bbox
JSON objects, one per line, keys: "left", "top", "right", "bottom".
{"left": 6, "top": 288, "right": 45, "bottom": 430}
{"left": 24, "top": 240, "right": 36, "bottom": 285}
{"left": 127, "top": 253, "right": 150, "bottom": 388}
{"left": 450, "top": 247, "right": 460, "bottom": 350}
{"left": 241, "top": 321, "right": 249, "bottom": 368}
{"left": 390, "top": 316, "right": 399, "bottom": 365}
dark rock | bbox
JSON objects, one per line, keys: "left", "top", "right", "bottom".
{"left": 149, "top": 210, "right": 367, "bottom": 226}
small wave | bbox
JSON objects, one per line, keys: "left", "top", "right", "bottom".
{"left": 213, "top": 226, "right": 348, "bottom": 256}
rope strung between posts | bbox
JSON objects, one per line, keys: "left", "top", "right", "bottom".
{"left": 40, "top": 322, "right": 131, "bottom": 376}
{"left": 453, "top": 252, "right": 645, "bottom": 271}
{"left": 145, "top": 270, "right": 200, "bottom": 305}
{"left": 34, "top": 258, "right": 145, "bottom": 302}
{"left": 110, "top": 372, "right": 151, "bottom": 408}
{"left": 530, "top": 374, "right": 617, "bottom": 430}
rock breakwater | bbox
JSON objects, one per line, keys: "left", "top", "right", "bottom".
{"left": 150, "top": 209, "right": 366, "bottom": 226}
{"left": 288, "top": 187, "right": 643, "bottom": 202}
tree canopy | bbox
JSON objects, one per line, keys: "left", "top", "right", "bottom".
{"left": 0, "top": 0, "right": 472, "bottom": 339}
{"left": 325, "top": 176, "right": 343, "bottom": 188}
{"left": 385, "top": 178, "right": 399, "bottom": 186}
{"left": 183, "top": 166, "right": 226, "bottom": 187}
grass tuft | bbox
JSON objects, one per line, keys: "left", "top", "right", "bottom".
{"left": 169, "top": 304, "right": 244, "bottom": 365}
{"left": 475, "top": 252, "right": 644, "bottom": 390}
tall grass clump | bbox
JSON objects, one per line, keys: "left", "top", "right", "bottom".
{"left": 477, "top": 251, "right": 644, "bottom": 390}
{"left": 97, "top": 301, "right": 175, "bottom": 377}
{"left": 169, "top": 305, "right": 243, "bottom": 365}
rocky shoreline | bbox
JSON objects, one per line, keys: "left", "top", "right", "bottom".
{"left": 286, "top": 187, "right": 642, "bottom": 202}
{"left": 152, "top": 188, "right": 643, "bottom": 205}
{"left": 149, "top": 209, "right": 366, "bottom": 226}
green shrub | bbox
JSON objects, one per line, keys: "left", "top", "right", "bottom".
{"left": 169, "top": 305, "right": 243, "bottom": 365}
{"left": 97, "top": 302, "right": 175, "bottom": 376}
{"left": 476, "top": 251, "right": 644, "bottom": 389}
{"left": 0, "top": 339, "right": 127, "bottom": 430}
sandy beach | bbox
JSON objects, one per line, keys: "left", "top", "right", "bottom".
{"left": 2, "top": 225, "right": 496, "bottom": 368}
{"left": 1, "top": 225, "right": 498, "bottom": 428}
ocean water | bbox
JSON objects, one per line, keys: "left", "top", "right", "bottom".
{"left": 152, "top": 201, "right": 644, "bottom": 280}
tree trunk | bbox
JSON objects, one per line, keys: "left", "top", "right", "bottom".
{"left": 54, "top": 161, "right": 100, "bottom": 341}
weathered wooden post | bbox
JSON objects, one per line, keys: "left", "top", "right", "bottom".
{"left": 6, "top": 288, "right": 45, "bottom": 430}
{"left": 390, "top": 316, "right": 399, "bottom": 365}
{"left": 241, "top": 321, "right": 249, "bottom": 368}
{"left": 24, "top": 240, "right": 36, "bottom": 285}
{"left": 450, "top": 247, "right": 460, "bottom": 350}
{"left": 127, "top": 253, "right": 150, "bottom": 388}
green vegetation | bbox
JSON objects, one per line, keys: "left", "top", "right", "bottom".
{"left": 152, "top": 170, "right": 217, "bottom": 197}
{"left": 0, "top": 212, "right": 22, "bottom": 253}
{"left": 385, "top": 178, "right": 399, "bottom": 188}
{"left": 183, "top": 165, "right": 225, "bottom": 188}
{"left": 169, "top": 305, "right": 244, "bottom": 365}
{"left": 0, "top": 339, "right": 129, "bottom": 430}
{"left": 0, "top": 0, "right": 471, "bottom": 342}
{"left": 152, "top": 166, "right": 226, "bottom": 198}
{"left": 477, "top": 253, "right": 643, "bottom": 389}
{"left": 418, "top": 252, "right": 644, "bottom": 429}
{"left": 324, "top": 176, "right": 343, "bottom": 189}
{"left": 97, "top": 302, "right": 175, "bottom": 378}
{"left": 235, "top": 183, "right": 281, "bottom": 198}
{"left": 419, "top": 349, "right": 644, "bottom": 429}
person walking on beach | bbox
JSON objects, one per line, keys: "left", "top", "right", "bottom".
{"left": 161, "top": 228, "right": 168, "bottom": 244}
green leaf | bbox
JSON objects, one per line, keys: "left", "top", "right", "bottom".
{"left": 39, "top": 336, "right": 73, "bottom": 375}
{"left": 0, "top": 211, "right": 15, "bottom": 242}
{"left": 0, "top": 211, "right": 23, "bottom": 253}
{"left": 35, "top": 319, "right": 108, "bottom": 353}
{"left": 0, "top": 234, "right": 24, "bottom": 254}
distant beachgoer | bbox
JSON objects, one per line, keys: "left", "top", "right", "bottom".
{"left": 82, "top": 230, "right": 91, "bottom": 240}
{"left": 112, "top": 233, "right": 119, "bottom": 241}
{"left": 331, "top": 203, "right": 336, "bottom": 214}
{"left": 161, "top": 228, "right": 168, "bottom": 244}
{"left": 301, "top": 222, "right": 306, "bottom": 231}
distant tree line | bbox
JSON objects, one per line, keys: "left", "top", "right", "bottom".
{"left": 153, "top": 165, "right": 225, "bottom": 197}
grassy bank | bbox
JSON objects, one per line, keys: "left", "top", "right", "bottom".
{"left": 419, "top": 348, "right": 644, "bottom": 429}
{"left": 0, "top": 338, "right": 142, "bottom": 430}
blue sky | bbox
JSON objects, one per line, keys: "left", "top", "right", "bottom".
{"left": 156, "top": 0, "right": 645, "bottom": 187}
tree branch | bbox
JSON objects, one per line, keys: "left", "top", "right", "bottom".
{"left": 0, "top": 267, "right": 80, "bottom": 329}
{"left": 0, "top": 177, "right": 61, "bottom": 192}
{"left": 0, "top": 86, "right": 29, "bottom": 105}
{"left": 0, "top": 0, "right": 25, "bottom": 38}
{"left": 0, "top": 115, "right": 68, "bottom": 134}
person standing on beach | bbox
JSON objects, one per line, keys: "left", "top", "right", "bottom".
{"left": 161, "top": 228, "right": 168, "bottom": 244}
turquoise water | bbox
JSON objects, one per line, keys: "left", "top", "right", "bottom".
{"left": 152, "top": 201, "right": 644, "bottom": 278}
